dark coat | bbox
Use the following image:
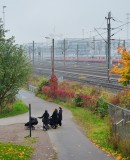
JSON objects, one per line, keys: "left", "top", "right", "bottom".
{"left": 25, "top": 117, "right": 38, "bottom": 126}
{"left": 51, "top": 110, "right": 58, "bottom": 124}
{"left": 39, "top": 111, "right": 49, "bottom": 125}
{"left": 58, "top": 108, "right": 62, "bottom": 120}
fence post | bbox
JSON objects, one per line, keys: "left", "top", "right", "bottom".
{"left": 122, "top": 110, "right": 124, "bottom": 123}
{"left": 29, "top": 104, "right": 32, "bottom": 137}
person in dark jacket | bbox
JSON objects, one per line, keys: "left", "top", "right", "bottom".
{"left": 25, "top": 117, "right": 38, "bottom": 129}
{"left": 51, "top": 108, "right": 58, "bottom": 128}
{"left": 58, "top": 107, "right": 63, "bottom": 126}
{"left": 38, "top": 110, "right": 49, "bottom": 130}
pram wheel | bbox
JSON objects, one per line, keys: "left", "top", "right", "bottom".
{"left": 51, "top": 124, "right": 57, "bottom": 129}
{"left": 43, "top": 125, "right": 48, "bottom": 131}
{"left": 32, "top": 126, "right": 35, "bottom": 130}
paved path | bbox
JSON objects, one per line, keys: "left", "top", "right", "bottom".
{"left": 0, "top": 89, "right": 115, "bottom": 160}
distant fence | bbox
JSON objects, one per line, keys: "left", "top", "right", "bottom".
{"left": 108, "top": 103, "right": 130, "bottom": 140}
{"left": 25, "top": 84, "right": 37, "bottom": 93}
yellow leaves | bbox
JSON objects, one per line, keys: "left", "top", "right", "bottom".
{"left": 116, "top": 155, "right": 122, "bottom": 160}
{"left": 0, "top": 143, "right": 32, "bottom": 159}
{"left": 118, "top": 77, "right": 128, "bottom": 82}
{"left": 122, "top": 50, "right": 130, "bottom": 60}
{"left": 112, "top": 49, "right": 130, "bottom": 86}
{"left": 117, "top": 63, "right": 120, "bottom": 66}
{"left": 117, "top": 47, "right": 122, "bottom": 53}
{"left": 111, "top": 65, "right": 118, "bottom": 73}
{"left": 128, "top": 89, "right": 130, "bottom": 95}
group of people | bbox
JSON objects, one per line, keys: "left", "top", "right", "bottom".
{"left": 25, "top": 107, "right": 63, "bottom": 130}
{"left": 38, "top": 107, "right": 63, "bottom": 130}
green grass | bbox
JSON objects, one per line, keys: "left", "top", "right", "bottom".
{"left": 0, "top": 100, "right": 28, "bottom": 118}
{"left": 0, "top": 142, "right": 32, "bottom": 160}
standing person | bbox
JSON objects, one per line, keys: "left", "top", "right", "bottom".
{"left": 51, "top": 108, "right": 58, "bottom": 129}
{"left": 38, "top": 110, "right": 49, "bottom": 130}
{"left": 58, "top": 107, "right": 63, "bottom": 126}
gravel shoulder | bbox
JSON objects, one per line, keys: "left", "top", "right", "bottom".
{"left": 0, "top": 123, "right": 57, "bottom": 160}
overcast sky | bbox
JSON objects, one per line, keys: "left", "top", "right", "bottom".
{"left": 0, "top": 0, "right": 130, "bottom": 44}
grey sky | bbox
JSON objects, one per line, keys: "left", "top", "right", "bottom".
{"left": 0, "top": 0, "right": 130, "bottom": 44}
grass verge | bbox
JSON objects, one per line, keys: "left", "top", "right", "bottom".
{"left": 0, "top": 100, "right": 28, "bottom": 118}
{"left": 0, "top": 142, "right": 32, "bottom": 160}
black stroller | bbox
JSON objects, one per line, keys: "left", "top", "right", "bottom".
{"left": 40, "top": 117, "right": 57, "bottom": 130}
{"left": 49, "top": 117, "right": 57, "bottom": 129}
{"left": 25, "top": 117, "right": 38, "bottom": 130}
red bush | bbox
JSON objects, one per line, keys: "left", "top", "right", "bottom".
{"left": 49, "top": 74, "right": 58, "bottom": 94}
{"left": 42, "top": 86, "right": 51, "bottom": 96}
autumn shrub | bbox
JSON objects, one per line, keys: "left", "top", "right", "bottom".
{"left": 73, "top": 93, "right": 98, "bottom": 111}
{"left": 110, "top": 90, "right": 130, "bottom": 110}
{"left": 73, "top": 94, "right": 83, "bottom": 107}
{"left": 119, "top": 90, "right": 130, "bottom": 109}
{"left": 118, "top": 139, "right": 130, "bottom": 158}
{"left": 80, "top": 94, "right": 97, "bottom": 110}
{"left": 49, "top": 74, "right": 58, "bottom": 93}
{"left": 112, "top": 49, "right": 130, "bottom": 86}
{"left": 55, "top": 88, "right": 67, "bottom": 101}
{"left": 55, "top": 88, "right": 74, "bottom": 102}
{"left": 42, "top": 86, "right": 51, "bottom": 97}
{"left": 97, "top": 97, "right": 108, "bottom": 118}
{"left": 110, "top": 92, "right": 122, "bottom": 105}
{"left": 27, "top": 75, "right": 44, "bottom": 87}
{"left": 37, "top": 77, "right": 49, "bottom": 93}
{"left": 69, "top": 82, "right": 84, "bottom": 92}
{"left": 109, "top": 132, "right": 119, "bottom": 150}
{"left": 89, "top": 87, "right": 102, "bottom": 96}
{"left": 58, "top": 81, "right": 71, "bottom": 90}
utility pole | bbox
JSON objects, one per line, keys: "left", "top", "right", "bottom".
{"left": 93, "top": 36, "right": 95, "bottom": 56}
{"left": 32, "top": 41, "right": 35, "bottom": 65}
{"left": 126, "top": 13, "right": 130, "bottom": 41}
{"left": 45, "top": 37, "right": 55, "bottom": 75}
{"left": 52, "top": 38, "right": 54, "bottom": 75}
{"left": 2, "top": 6, "right": 6, "bottom": 29}
{"left": 106, "top": 11, "right": 112, "bottom": 82}
{"left": 77, "top": 44, "right": 79, "bottom": 63}
{"left": 63, "top": 39, "right": 66, "bottom": 69}
{"left": 123, "top": 40, "right": 125, "bottom": 48}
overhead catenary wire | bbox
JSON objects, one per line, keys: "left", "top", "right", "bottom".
{"left": 94, "top": 28, "right": 108, "bottom": 44}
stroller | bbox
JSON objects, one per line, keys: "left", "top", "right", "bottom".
{"left": 25, "top": 117, "right": 38, "bottom": 130}
{"left": 42, "top": 118, "right": 50, "bottom": 131}
{"left": 42, "top": 117, "right": 57, "bottom": 130}
{"left": 49, "top": 117, "right": 57, "bottom": 129}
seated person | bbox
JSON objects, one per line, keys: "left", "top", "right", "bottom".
{"left": 25, "top": 117, "right": 38, "bottom": 128}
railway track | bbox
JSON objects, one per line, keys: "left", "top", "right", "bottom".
{"left": 34, "top": 61, "right": 124, "bottom": 91}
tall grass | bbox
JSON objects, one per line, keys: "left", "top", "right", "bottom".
{"left": 0, "top": 100, "right": 28, "bottom": 118}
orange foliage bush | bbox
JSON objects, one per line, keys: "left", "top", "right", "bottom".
{"left": 112, "top": 49, "right": 130, "bottom": 86}
{"left": 110, "top": 90, "right": 130, "bottom": 110}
